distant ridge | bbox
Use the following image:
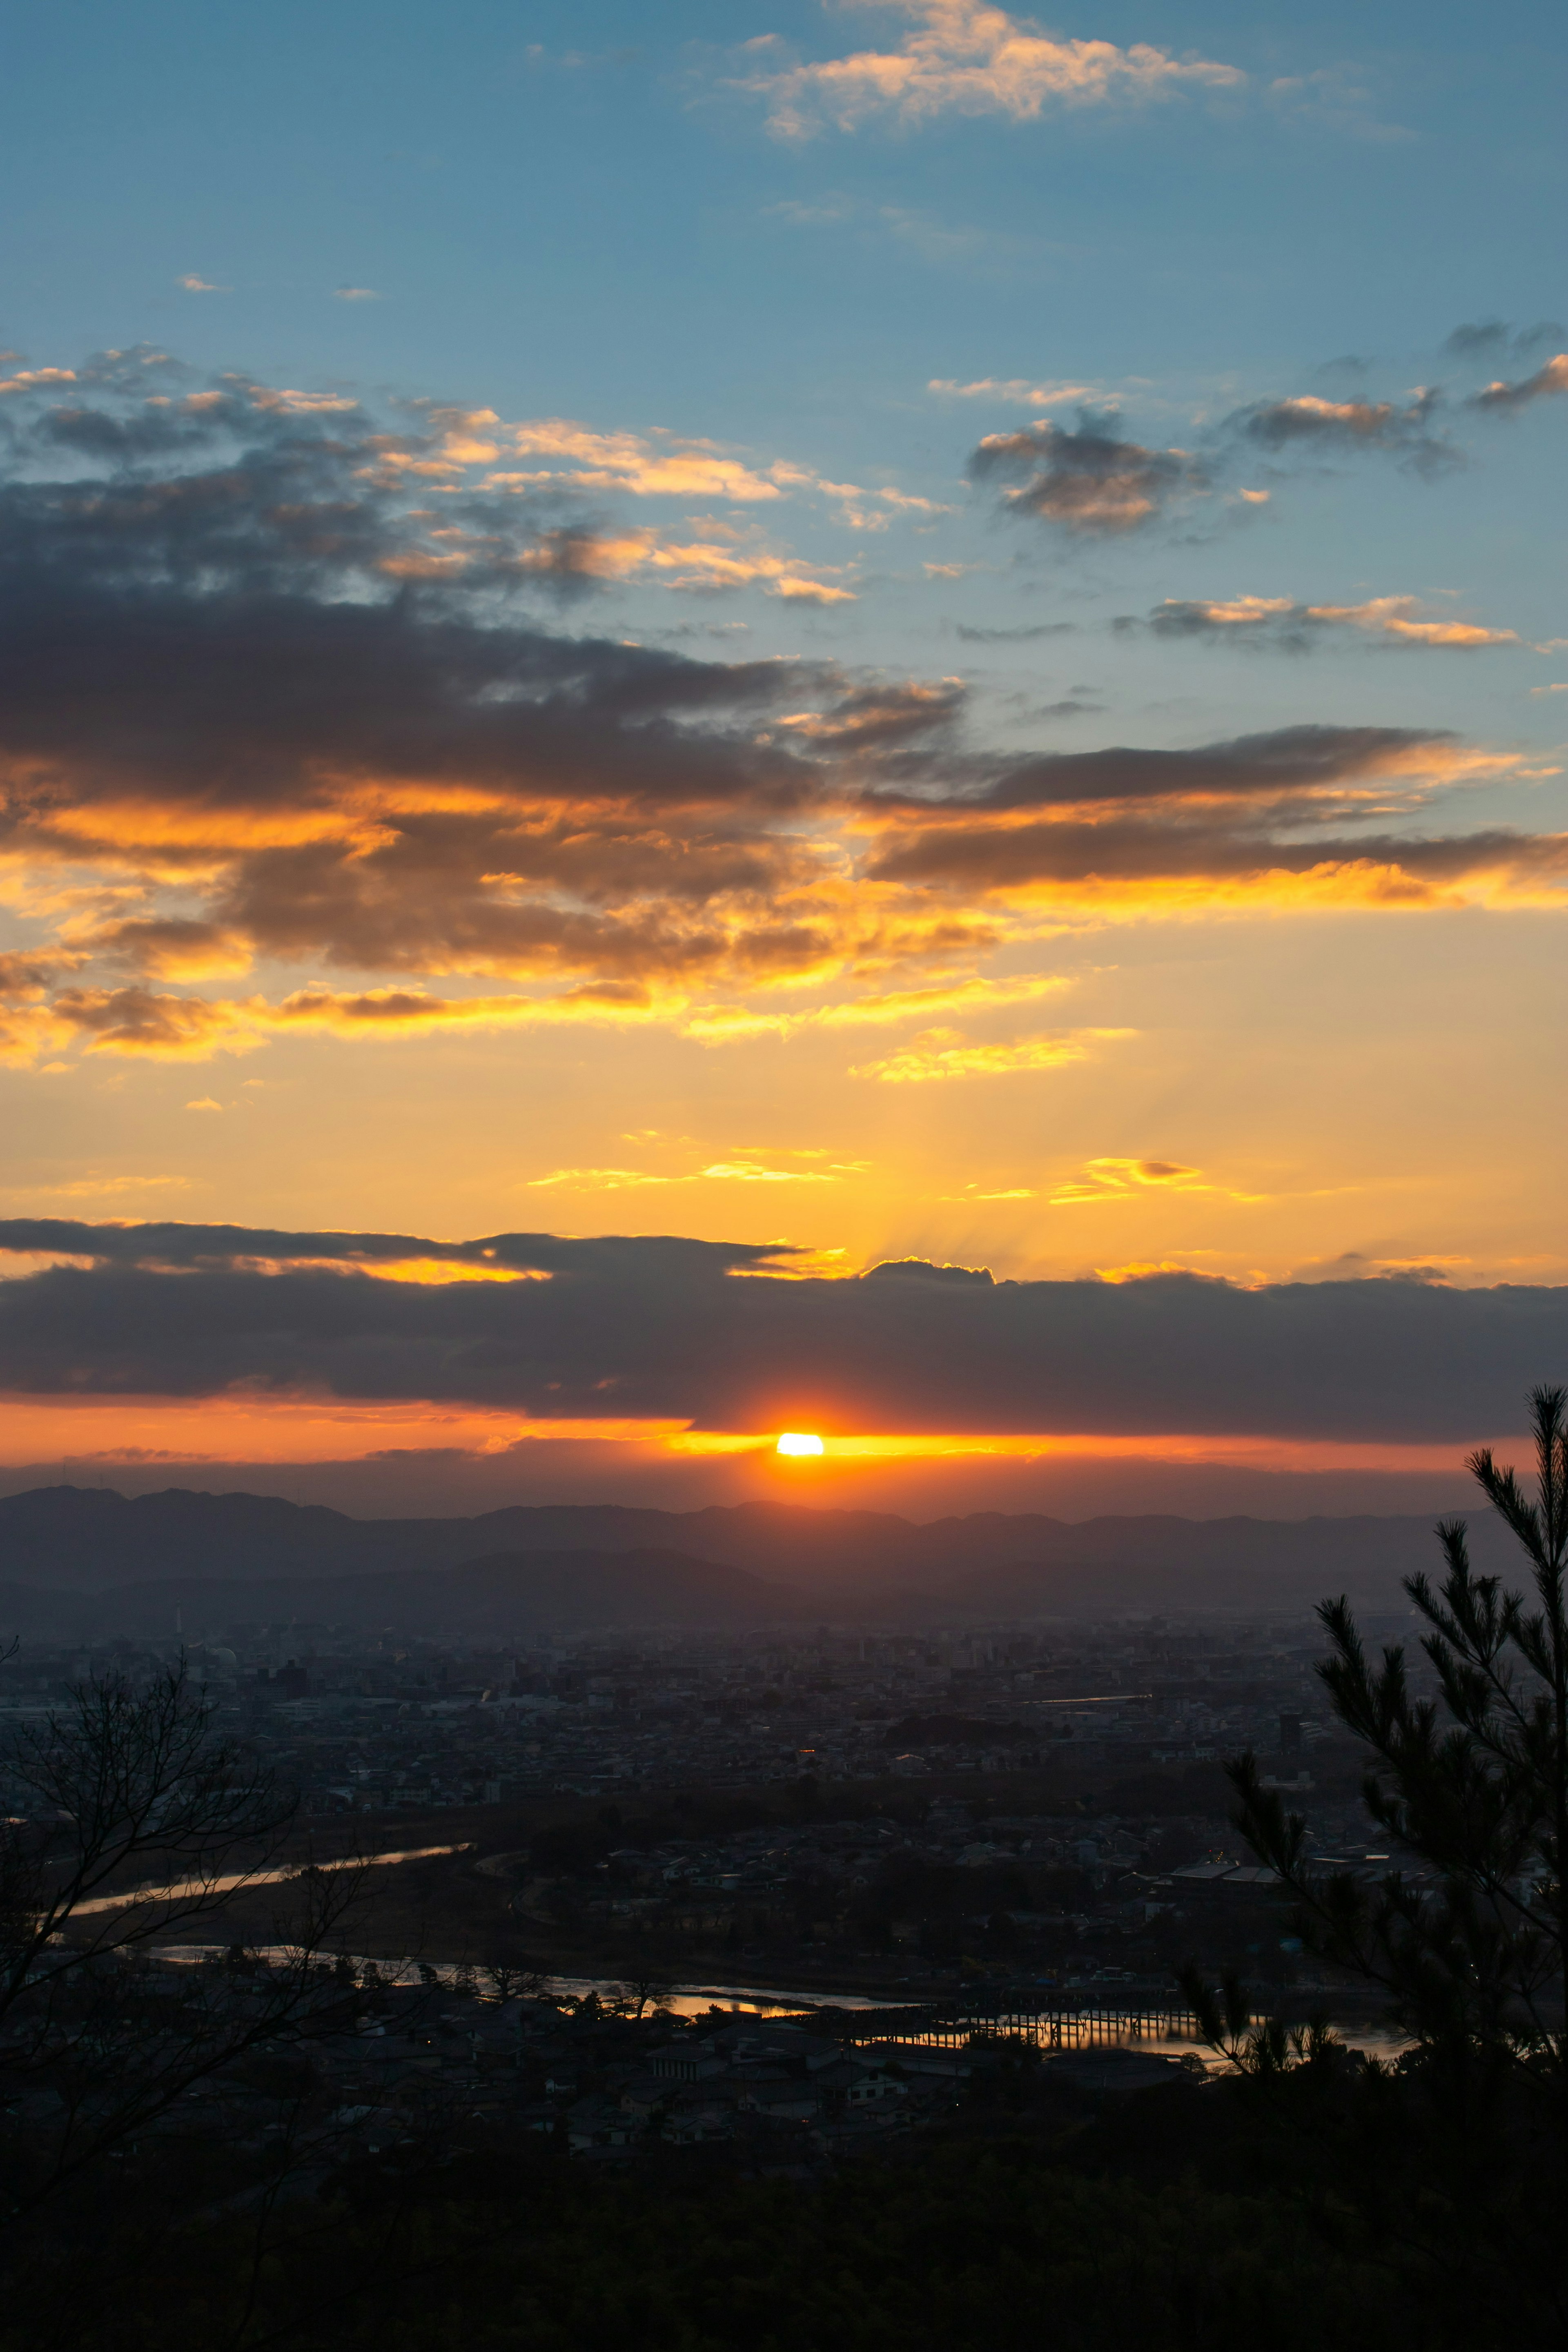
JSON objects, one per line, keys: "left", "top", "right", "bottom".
{"left": 0, "top": 1483, "right": 1515, "bottom": 1625}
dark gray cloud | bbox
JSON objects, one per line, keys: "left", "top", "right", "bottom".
{"left": 0, "top": 1221, "right": 1561, "bottom": 1443}
{"left": 0, "top": 356, "right": 957, "bottom": 1001}
{"left": 1124, "top": 599, "right": 1325, "bottom": 649}
{"left": 954, "top": 623, "right": 1076, "bottom": 643}
{"left": 926, "top": 723, "right": 1444, "bottom": 813}
{"left": 856, "top": 723, "right": 1568, "bottom": 901}
{"left": 1223, "top": 389, "right": 1456, "bottom": 475}
{"left": 0, "top": 1219, "right": 786, "bottom": 1279}
{"left": 866, "top": 817, "right": 1558, "bottom": 895}
{"left": 768, "top": 681, "right": 965, "bottom": 753}
{"left": 968, "top": 416, "right": 1207, "bottom": 535}
{"left": 1119, "top": 597, "right": 1520, "bottom": 655}
{"left": 1445, "top": 318, "right": 1564, "bottom": 359}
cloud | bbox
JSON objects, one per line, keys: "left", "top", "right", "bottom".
{"left": 1048, "top": 1156, "right": 1258, "bottom": 1205}
{"left": 969, "top": 416, "right": 1207, "bottom": 533}
{"left": 178, "top": 276, "right": 228, "bottom": 294}
{"left": 527, "top": 1158, "right": 840, "bottom": 1189}
{"left": 0, "top": 350, "right": 1562, "bottom": 1073}
{"left": 334, "top": 287, "right": 382, "bottom": 302}
{"left": 682, "top": 969, "right": 1067, "bottom": 1042}
{"left": 954, "top": 622, "right": 1075, "bottom": 642}
{"left": 643, "top": 539, "right": 856, "bottom": 599}
{"left": 0, "top": 1218, "right": 1564, "bottom": 1443}
{"left": 482, "top": 416, "right": 802, "bottom": 501}
{"left": 849, "top": 1025, "right": 1129, "bottom": 1080}
{"left": 1468, "top": 354, "right": 1568, "bottom": 414}
{"left": 858, "top": 724, "right": 1564, "bottom": 913}
{"left": 1134, "top": 594, "right": 1524, "bottom": 652}
{"left": 929, "top": 376, "right": 1098, "bottom": 406}
{"left": 773, "top": 680, "right": 965, "bottom": 750}
{"left": 733, "top": 2, "right": 1243, "bottom": 141}
{"left": 0, "top": 1174, "right": 190, "bottom": 1200}
{"left": 0, "top": 367, "right": 78, "bottom": 395}
{"left": 46, "top": 988, "right": 270, "bottom": 1060}
{"left": 1444, "top": 318, "right": 1564, "bottom": 359}
{"left": 0, "top": 360, "right": 889, "bottom": 1028}
{"left": 1224, "top": 390, "right": 1455, "bottom": 474}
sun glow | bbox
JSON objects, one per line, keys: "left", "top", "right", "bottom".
{"left": 775, "top": 1431, "right": 826, "bottom": 1457}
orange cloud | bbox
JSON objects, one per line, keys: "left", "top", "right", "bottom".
{"left": 643, "top": 538, "right": 855, "bottom": 599}
{"left": 738, "top": 3, "right": 1243, "bottom": 141}
{"left": 850, "top": 1025, "right": 1133, "bottom": 1082}
{"left": 486, "top": 418, "right": 791, "bottom": 501}
{"left": 1145, "top": 592, "right": 1525, "bottom": 649}
{"left": 1049, "top": 1156, "right": 1262, "bottom": 1206}
{"left": 1307, "top": 597, "right": 1521, "bottom": 648}
{"left": 3, "top": 354, "right": 1565, "bottom": 1090}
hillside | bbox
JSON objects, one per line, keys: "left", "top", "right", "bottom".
{"left": 0, "top": 1483, "right": 1507, "bottom": 1594}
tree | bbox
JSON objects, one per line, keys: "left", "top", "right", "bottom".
{"left": 479, "top": 1957, "right": 547, "bottom": 2003}
{"left": 1228, "top": 1387, "right": 1568, "bottom": 2112}
{"left": 607, "top": 1971, "right": 674, "bottom": 2020}
{"left": 1190, "top": 1385, "right": 1568, "bottom": 2336}
{"left": 0, "top": 1662, "right": 368, "bottom": 2231}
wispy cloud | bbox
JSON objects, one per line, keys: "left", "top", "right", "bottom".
{"left": 334, "top": 286, "right": 382, "bottom": 302}
{"left": 178, "top": 275, "right": 229, "bottom": 294}
{"left": 480, "top": 416, "right": 798, "bottom": 501}
{"left": 930, "top": 375, "right": 1098, "bottom": 405}
{"left": 526, "top": 1158, "right": 841, "bottom": 1189}
{"left": 1444, "top": 318, "right": 1564, "bottom": 360}
{"left": 1132, "top": 593, "right": 1526, "bottom": 652}
{"left": 733, "top": 2, "right": 1243, "bottom": 141}
{"left": 850, "top": 1025, "right": 1131, "bottom": 1081}
{"left": 1049, "top": 1156, "right": 1258, "bottom": 1205}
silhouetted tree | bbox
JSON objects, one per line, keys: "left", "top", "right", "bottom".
{"left": 1230, "top": 1387, "right": 1568, "bottom": 2118}
{"left": 0, "top": 1664, "right": 365, "bottom": 2232}
{"left": 1192, "top": 1385, "right": 1568, "bottom": 2339}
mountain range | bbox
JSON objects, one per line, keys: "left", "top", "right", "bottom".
{"left": 0, "top": 1484, "right": 1516, "bottom": 1634}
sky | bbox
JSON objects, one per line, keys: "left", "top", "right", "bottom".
{"left": 1, "top": 0, "right": 1565, "bottom": 1521}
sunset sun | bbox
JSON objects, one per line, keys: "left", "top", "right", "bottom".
{"left": 775, "top": 1432, "right": 826, "bottom": 1458}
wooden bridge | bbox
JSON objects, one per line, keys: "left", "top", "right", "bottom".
{"left": 855, "top": 2005, "right": 1217, "bottom": 2053}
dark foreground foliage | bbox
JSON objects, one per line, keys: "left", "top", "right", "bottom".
{"left": 7, "top": 2043, "right": 1552, "bottom": 2352}
{"left": 16, "top": 2127, "right": 1403, "bottom": 2352}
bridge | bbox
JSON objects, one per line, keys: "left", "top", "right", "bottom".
{"left": 852, "top": 2004, "right": 1221, "bottom": 2053}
